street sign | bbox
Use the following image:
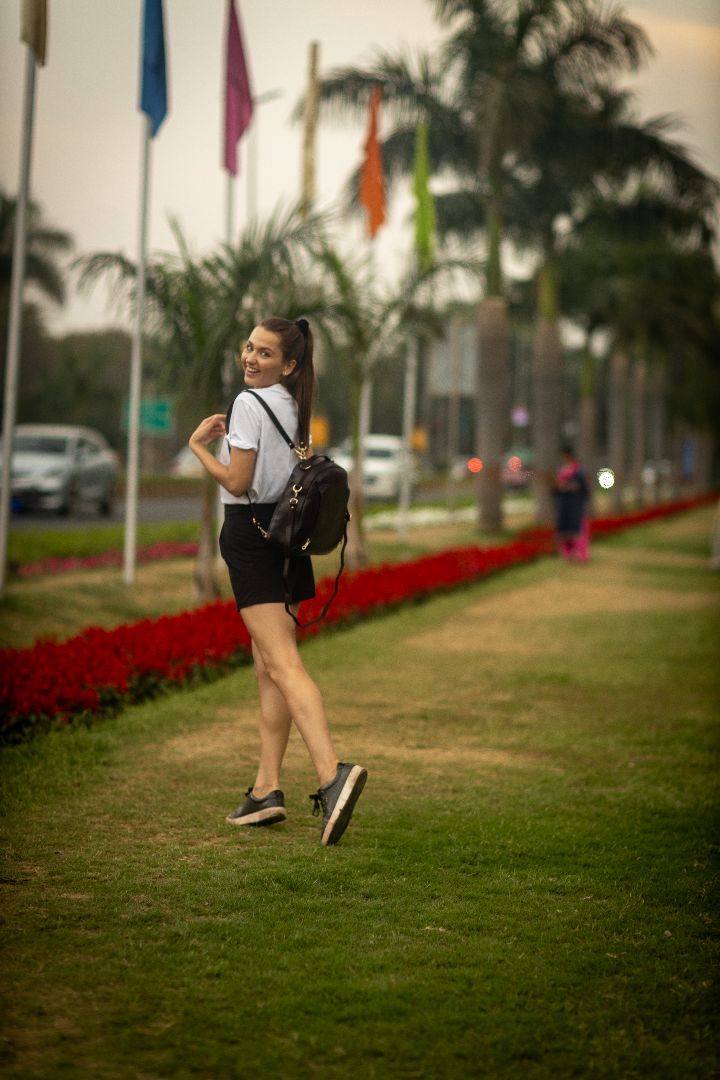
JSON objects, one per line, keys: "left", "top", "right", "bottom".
{"left": 122, "top": 398, "right": 173, "bottom": 435}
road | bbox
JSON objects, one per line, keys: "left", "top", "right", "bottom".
{"left": 9, "top": 489, "right": 533, "bottom": 533}
{"left": 9, "top": 495, "right": 203, "bottom": 531}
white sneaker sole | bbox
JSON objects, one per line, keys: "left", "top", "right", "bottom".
{"left": 226, "top": 805, "right": 287, "bottom": 826}
{"left": 321, "top": 766, "right": 367, "bottom": 846}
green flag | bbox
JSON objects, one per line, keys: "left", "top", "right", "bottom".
{"left": 413, "top": 121, "right": 435, "bottom": 272}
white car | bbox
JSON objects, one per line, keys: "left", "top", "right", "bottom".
{"left": 170, "top": 445, "right": 205, "bottom": 478}
{"left": 330, "top": 435, "right": 413, "bottom": 501}
{"left": 3, "top": 423, "right": 118, "bottom": 515}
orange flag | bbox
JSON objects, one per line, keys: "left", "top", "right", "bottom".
{"left": 359, "top": 85, "right": 386, "bottom": 238}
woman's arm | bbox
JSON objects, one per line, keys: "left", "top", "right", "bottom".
{"left": 188, "top": 414, "right": 256, "bottom": 497}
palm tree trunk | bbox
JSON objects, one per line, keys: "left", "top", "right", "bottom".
{"left": 476, "top": 296, "right": 508, "bottom": 532}
{"left": 346, "top": 373, "right": 369, "bottom": 569}
{"left": 629, "top": 355, "right": 648, "bottom": 507}
{"left": 578, "top": 344, "right": 597, "bottom": 517}
{"left": 649, "top": 365, "right": 666, "bottom": 505}
{"left": 485, "top": 198, "right": 503, "bottom": 298}
{"left": 695, "top": 426, "right": 715, "bottom": 494}
{"left": 608, "top": 347, "right": 629, "bottom": 513}
{"left": 194, "top": 473, "right": 222, "bottom": 602}
{"left": 531, "top": 258, "right": 563, "bottom": 525}
{"left": 669, "top": 422, "right": 686, "bottom": 500}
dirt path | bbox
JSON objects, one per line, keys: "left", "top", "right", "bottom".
{"left": 152, "top": 510, "right": 717, "bottom": 783}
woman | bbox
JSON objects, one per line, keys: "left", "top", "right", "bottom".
{"left": 188, "top": 316, "right": 366, "bottom": 846}
{"left": 554, "top": 444, "right": 590, "bottom": 562}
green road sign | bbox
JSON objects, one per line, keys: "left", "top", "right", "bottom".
{"left": 122, "top": 398, "right": 173, "bottom": 435}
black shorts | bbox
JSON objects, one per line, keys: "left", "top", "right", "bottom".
{"left": 219, "top": 503, "right": 315, "bottom": 610}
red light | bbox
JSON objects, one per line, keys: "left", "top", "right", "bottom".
{"left": 468, "top": 457, "right": 483, "bottom": 474}
{"left": 507, "top": 455, "right": 522, "bottom": 472}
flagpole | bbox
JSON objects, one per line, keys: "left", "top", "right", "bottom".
{"left": 124, "top": 116, "right": 151, "bottom": 586}
{"left": 354, "top": 85, "right": 385, "bottom": 555}
{"left": 397, "top": 337, "right": 418, "bottom": 542}
{"left": 0, "top": 47, "right": 37, "bottom": 598}
{"left": 446, "top": 314, "right": 462, "bottom": 511}
{"left": 300, "top": 42, "right": 319, "bottom": 220}
{"left": 398, "top": 120, "right": 436, "bottom": 539}
{"left": 219, "top": 170, "right": 235, "bottom": 544}
{"left": 226, "top": 172, "right": 235, "bottom": 243}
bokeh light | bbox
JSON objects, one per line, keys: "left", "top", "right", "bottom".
{"left": 597, "top": 467, "right": 615, "bottom": 490}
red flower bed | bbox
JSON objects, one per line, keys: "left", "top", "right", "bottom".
{"left": 1, "top": 495, "right": 713, "bottom": 741}
{"left": 17, "top": 540, "right": 199, "bottom": 578}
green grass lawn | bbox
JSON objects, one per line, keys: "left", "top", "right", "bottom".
{"left": 1, "top": 508, "right": 718, "bottom": 1078}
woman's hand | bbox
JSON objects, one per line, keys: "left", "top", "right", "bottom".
{"left": 189, "top": 414, "right": 226, "bottom": 449}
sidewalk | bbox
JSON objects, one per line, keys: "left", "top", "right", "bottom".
{"left": 366, "top": 495, "right": 530, "bottom": 531}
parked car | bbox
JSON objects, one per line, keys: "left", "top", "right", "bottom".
{"left": 2, "top": 424, "right": 118, "bottom": 515}
{"left": 330, "top": 435, "right": 413, "bottom": 501}
{"left": 170, "top": 445, "right": 205, "bottom": 478}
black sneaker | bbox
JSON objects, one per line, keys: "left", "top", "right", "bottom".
{"left": 309, "top": 763, "right": 367, "bottom": 846}
{"left": 226, "top": 787, "right": 287, "bottom": 827}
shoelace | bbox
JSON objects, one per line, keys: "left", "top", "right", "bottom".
{"left": 309, "top": 791, "right": 326, "bottom": 818}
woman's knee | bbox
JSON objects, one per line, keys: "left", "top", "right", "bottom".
{"left": 266, "top": 655, "right": 307, "bottom": 691}
{"left": 252, "top": 648, "right": 269, "bottom": 680}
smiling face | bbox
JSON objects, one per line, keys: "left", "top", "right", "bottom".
{"left": 239, "top": 326, "right": 296, "bottom": 389}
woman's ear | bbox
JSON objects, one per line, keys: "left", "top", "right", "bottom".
{"left": 282, "top": 359, "right": 297, "bottom": 377}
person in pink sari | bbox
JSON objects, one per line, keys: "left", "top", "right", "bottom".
{"left": 554, "top": 445, "right": 590, "bottom": 562}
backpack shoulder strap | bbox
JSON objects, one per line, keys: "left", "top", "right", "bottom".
{"left": 244, "top": 389, "right": 296, "bottom": 451}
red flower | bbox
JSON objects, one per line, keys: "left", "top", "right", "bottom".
{"left": 1, "top": 495, "right": 712, "bottom": 738}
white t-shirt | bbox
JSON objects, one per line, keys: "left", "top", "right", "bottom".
{"left": 218, "top": 384, "right": 300, "bottom": 505}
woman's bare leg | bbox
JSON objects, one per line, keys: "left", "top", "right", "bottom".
{"left": 240, "top": 603, "right": 339, "bottom": 787}
{"left": 251, "top": 641, "right": 292, "bottom": 796}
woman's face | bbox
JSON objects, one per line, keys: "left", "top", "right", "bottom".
{"left": 239, "top": 326, "right": 296, "bottom": 389}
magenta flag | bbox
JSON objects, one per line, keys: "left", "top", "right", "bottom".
{"left": 224, "top": 0, "right": 253, "bottom": 176}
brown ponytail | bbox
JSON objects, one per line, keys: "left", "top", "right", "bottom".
{"left": 259, "top": 316, "right": 315, "bottom": 447}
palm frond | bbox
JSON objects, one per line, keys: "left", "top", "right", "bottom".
{"left": 73, "top": 252, "right": 138, "bottom": 308}
{"left": 304, "top": 48, "right": 449, "bottom": 129}
{"left": 23, "top": 253, "right": 66, "bottom": 305}
{"left": 546, "top": 6, "right": 653, "bottom": 90}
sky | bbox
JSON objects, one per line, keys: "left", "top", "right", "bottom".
{"left": 1, "top": 0, "right": 719, "bottom": 337}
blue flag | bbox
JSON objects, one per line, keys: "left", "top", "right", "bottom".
{"left": 140, "top": 0, "right": 167, "bottom": 136}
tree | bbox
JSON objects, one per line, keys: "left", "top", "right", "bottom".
{"left": 558, "top": 188, "right": 718, "bottom": 508}
{"left": 310, "top": 241, "right": 466, "bottom": 567}
{"left": 77, "top": 207, "right": 329, "bottom": 600}
{"left": 509, "top": 83, "right": 716, "bottom": 520}
{"left": 18, "top": 328, "right": 131, "bottom": 449}
{"left": 0, "top": 188, "right": 72, "bottom": 332}
{"left": 312, "top": 0, "right": 653, "bottom": 530}
{"left": 0, "top": 190, "right": 73, "bottom": 417}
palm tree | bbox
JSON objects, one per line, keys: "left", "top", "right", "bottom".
{"left": 559, "top": 189, "right": 718, "bottom": 509}
{"left": 509, "top": 84, "right": 716, "bottom": 520}
{"left": 0, "top": 188, "right": 72, "bottom": 351}
{"left": 77, "top": 207, "right": 328, "bottom": 599}
{"left": 312, "top": 0, "right": 653, "bottom": 530}
{"left": 311, "top": 241, "right": 467, "bottom": 567}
